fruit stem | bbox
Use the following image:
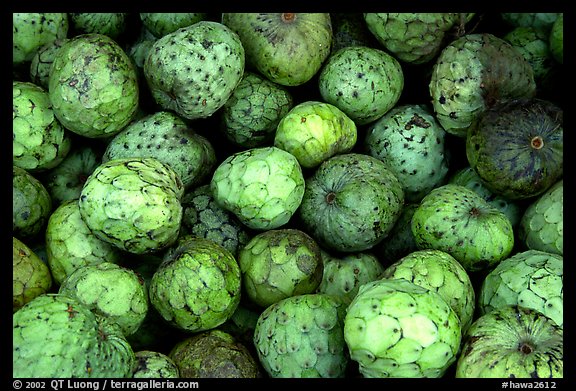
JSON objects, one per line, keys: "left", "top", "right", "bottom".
{"left": 531, "top": 136, "right": 544, "bottom": 150}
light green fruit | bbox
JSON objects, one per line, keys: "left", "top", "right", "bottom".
{"left": 210, "top": 146, "right": 305, "bottom": 230}
{"left": 318, "top": 45, "right": 404, "bottom": 125}
{"left": 13, "top": 13, "right": 68, "bottom": 66}
{"left": 69, "top": 13, "right": 128, "bottom": 39}
{"left": 253, "top": 293, "right": 349, "bottom": 378}
{"left": 132, "top": 351, "right": 180, "bottom": 378}
{"left": 344, "top": 278, "right": 461, "bottom": 378}
{"left": 13, "top": 293, "right": 136, "bottom": 378}
{"left": 478, "top": 250, "right": 563, "bottom": 327}
{"left": 13, "top": 237, "right": 53, "bottom": 313}
{"left": 549, "top": 14, "right": 563, "bottom": 65}
{"left": 29, "top": 38, "right": 69, "bottom": 89}
{"left": 139, "top": 13, "right": 207, "bottom": 38}
{"left": 13, "top": 165, "right": 52, "bottom": 239}
{"left": 78, "top": 157, "right": 184, "bottom": 255}
{"left": 274, "top": 100, "right": 357, "bottom": 168}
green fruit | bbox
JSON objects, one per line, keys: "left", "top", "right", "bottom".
{"left": 210, "top": 146, "right": 305, "bottom": 230}
{"left": 132, "top": 350, "right": 180, "bottom": 378}
{"left": 13, "top": 293, "right": 136, "bottom": 378}
{"left": 549, "top": 14, "right": 563, "bottom": 64}
{"left": 139, "top": 13, "right": 207, "bottom": 38}
{"left": 69, "top": 13, "right": 128, "bottom": 39}
{"left": 78, "top": 157, "right": 184, "bottom": 255}
{"left": 144, "top": 21, "right": 245, "bottom": 120}
{"left": 13, "top": 165, "right": 52, "bottom": 239}
{"left": 330, "top": 13, "right": 379, "bottom": 51}
{"left": 238, "top": 229, "right": 323, "bottom": 308}
{"left": 13, "top": 13, "right": 68, "bottom": 66}
{"left": 411, "top": 184, "right": 515, "bottom": 273}
{"left": 13, "top": 237, "right": 53, "bottom": 312}
{"left": 148, "top": 237, "right": 241, "bottom": 333}
{"left": 49, "top": 33, "right": 140, "bottom": 138}
{"left": 29, "top": 38, "right": 69, "bottom": 89}
{"left": 274, "top": 100, "right": 358, "bottom": 168}
{"left": 466, "top": 98, "right": 563, "bottom": 201}
{"left": 373, "top": 203, "right": 419, "bottom": 263}
{"left": 298, "top": 153, "right": 404, "bottom": 252}
{"left": 501, "top": 13, "right": 560, "bottom": 31}
{"left": 456, "top": 306, "right": 563, "bottom": 378}
{"left": 222, "top": 13, "right": 332, "bottom": 87}
{"left": 478, "top": 250, "right": 563, "bottom": 327}
{"left": 503, "top": 26, "right": 555, "bottom": 83}
{"left": 253, "top": 293, "right": 349, "bottom": 378}
{"left": 344, "top": 278, "right": 461, "bottom": 378}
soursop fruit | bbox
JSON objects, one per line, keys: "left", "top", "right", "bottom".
{"left": 29, "top": 38, "right": 69, "bottom": 89}
{"left": 344, "top": 278, "right": 461, "bottom": 378}
{"left": 68, "top": 13, "right": 128, "bottom": 39}
{"left": 13, "top": 165, "right": 52, "bottom": 240}
{"left": 13, "top": 13, "right": 69, "bottom": 67}
{"left": 210, "top": 146, "right": 305, "bottom": 230}
{"left": 13, "top": 293, "right": 136, "bottom": 378}
{"left": 411, "top": 184, "right": 515, "bottom": 273}
{"left": 132, "top": 351, "right": 180, "bottom": 378}
{"left": 478, "top": 249, "right": 563, "bottom": 327}
{"left": 253, "top": 293, "right": 349, "bottom": 378}
{"left": 364, "top": 103, "right": 450, "bottom": 202}
{"left": 139, "top": 13, "right": 207, "bottom": 38}
{"left": 518, "top": 179, "right": 563, "bottom": 255}
{"left": 318, "top": 45, "right": 404, "bottom": 125}
{"left": 144, "top": 21, "right": 245, "bottom": 120}
{"left": 13, "top": 237, "right": 53, "bottom": 312}
{"left": 274, "top": 100, "right": 358, "bottom": 168}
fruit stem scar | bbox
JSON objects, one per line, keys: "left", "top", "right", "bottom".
{"left": 281, "top": 13, "right": 296, "bottom": 23}
{"left": 326, "top": 192, "right": 336, "bottom": 204}
{"left": 531, "top": 135, "right": 544, "bottom": 150}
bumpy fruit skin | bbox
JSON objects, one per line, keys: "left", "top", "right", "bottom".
{"left": 411, "top": 184, "right": 515, "bottom": 273}
{"left": 298, "top": 153, "right": 404, "bottom": 252}
{"left": 318, "top": 46, "right": 404, "bottom": 125}
{"left": 13, "top": 13, "right": 68, "bottom": 66}
{"left": 13, "top": 81, "right": 72, "bottom": 172}
{"left": 103, "top": 111, "right": 217, "bottom": 189}
{"left": 478, "top": 250, "right": 563, "bottom": 327}
{"left": 382, "top": 249, "right": 476, "bottom": 333}
{"left": 210, "top": 146, "right": 305, "bottom": 230}
{"left": 466, "top": 98, "right": 563, "bottom": 201}
{"left": 549, "top": 14, "right": 563, "bottom": 64}
{"left": 364, "top": 104, "right": 449, "bottom": 202}
{"left": 13, "top": 237, "right": 53, "bottom": 312}
{"left": 79, "top": 157, "right": 184, "bottom": 254}
{"left": 429, "top": 33, "right": 536, "bottom": 137}
{"left": 49, "top": 33, "right": 139, "bottom": 138}
{"left": 238, "top": 229, "right": 323, "bottom": 308}
{"left": 501, "top": 13, "right": 560, "bottom": 31}
{"left": 330, "top": 13, "right": 380, "bottom": 52}
{"left": 144, "top": 21, "right": 245, "bottom": 120}
{"left": 253, "top": 293, "right": 349, "bottom": 378}
{"left": 222, "top": 13, "right": 332, "bottom": 87}
{"left": 456, "top": 306, "right": 563, "bottom": 378}
{"left": 69, "top": 13, "right": 128, "bottom": 39}
{"left": 148, "top": 237, "right": 241, "bottom": 333}
{"left": 274, "top": 101, "right": 357, "bottom": 168}
{"left": 13, "top": 294, "right": 136, "bottom": 378}
{"left": 132, "top": 351, "right": 180, "bottom": 378}
{"left": 518, "top": 180, "right": 563, "bottom": 255}
{"left": 29, "top": 38, "right": 69, "bottom": 89}
{"left": 13, "top": 165, "right": 52, "bottom": 239}
{"left": 58, "top": 262, "right": 149, "bottom": 336}
{"left": 504, "top": 27, "right": 555, "bottom": 83}
{"left": 344, "top": 278, "right": 461, "bottom": 378}
{"left": 170, "top": 329, "right": 262, "bottom": 378}
{"left": 139, "top": 13, "right": 207, "bottom": 38}
{"left": 221, "top": 71, "right": 294, "bottom": 148}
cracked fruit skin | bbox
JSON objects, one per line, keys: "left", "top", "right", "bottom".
{"left": 298, "top": 153, "right": 404, "bottom": 252}
{"left": 13, "top": 293, "right": 136, "bottom": 378}
{"left": 411, "top": 184, "right": 515, "bottom": 273}
{"left": 78, "top": 157, "right": 184, "bottom": 255}
{"left": 148, "top": 237, "right": 241, "bottom": 333}
{"left": 210, "top": 146, "right": 305, "bottom": 230}
{"left": 49, "top": 33, "right": 139, "bottom": 138}
{"left": 344, "top": 278, "right": 461, "bottom": 378}
{"left": 253, "top": 293, "right": 348, "bottom": 378}
{"left": 13, "top": 237, "right": 53, "bottom": 313}
{"left": 478, "top": 250, "right": 563, "bottom": 327}
{"left": 456, "top": 306, "right": 563, "bottom": 378}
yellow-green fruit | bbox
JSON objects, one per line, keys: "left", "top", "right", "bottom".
{"left": 13, "top": 237, "right": 53, "bottom": 312}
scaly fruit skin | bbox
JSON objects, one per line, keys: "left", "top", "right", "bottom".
{"left": 170, "top": 329, "right": 262, "bottom": 378}
{"left": 503, "top": 26, "right": 555, "bottom": 83}
{"left": 456, "top": 306, "right": 563, "bottom": 378}
{"left": 344, "top": 278, "right": 461, "bottom": 378}
{"left": 210, "top": 146, "right": 305, "bottom": 230}
{"left": 78, "top": 157, "right": 184, "bottom": 255}
{"left": 298, "top": 153, "right": 404, "bottom": 252}
{"left": 13, "top": 13, "right": 68, "bottom": 66}
{"left": 466, "top": 98, "right": 563, "bottom": 201}
{"left": 69, "top": 13, "right": 128, "bottom": 39}
{"left": 549, "top": 14, "right": 563, "bottom": 64}
{"left": 518, "top": 180, "right": 563, "bottom": 255}
{"left": 144, "top": 21, "right": 245, "bottom": 120}
{"left": 478, "top": 250, "right": 563, "bottom": 327}
{"left": 364, "top": 104, "right": 449, "bottom": 202}
{"left": 103, "top": 111, "right": 216, "bottom": 189}
{"left": 13, "top": 165, "right": 52, "bottom": 239}
{"left": 132, "top": 351, "right": 180, "bottom": 378}
{"left": 501, "top": 13, "right": 560, "bottom": 31}
{"left": 318, "top": 46, "right": 404, "bottom": 125}
{"left": 429, "top": 33, "right": 536, "bottom": 137}
{"left": 222, "top": 13, "right": 332, "bottom": 87}
{"left": 29, "top": 38, "right": 69, "bottom": 89}
{"left": 148, "top": 237, "right": 241, "bottom": 333}
{"left": 49, "top": 33, "right": 139, "bottom": 138}
{"left": 274, "top": 100, "right": 357, "bottom": 168}
{"left": 238, "top": 229, "right": 323, "bottom": 308}
{"left": 13, "top": 237, "right": 53, "bottom": 312}
{"left": 139, "top": 13, "right": 207, "bottom": 38}
{"left": 253, "top": 293, "right": 349, "bottom": 378}
{"left": 411, "top": 184, "right": 515, "bottom": 273}
{"left": 13, "top": 81, "right": 72, "bottom": 172}
{"left": 58, "top": 262, "right": 149, "bottom": 337}
{"left": 13, "top": 293, "right": 136, "bottom": 378}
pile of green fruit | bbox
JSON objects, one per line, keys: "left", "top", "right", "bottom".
{"left": 13, "top": 12, "right": 564, "bottom": 379}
